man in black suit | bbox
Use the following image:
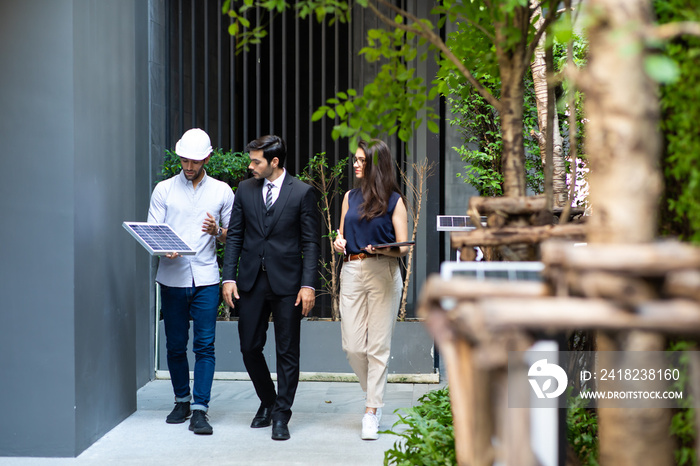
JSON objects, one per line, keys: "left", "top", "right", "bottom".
{"left": 222, "top": 135, "right": 320, "bottom": 441}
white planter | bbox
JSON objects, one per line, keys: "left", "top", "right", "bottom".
{"left": 157, "top": 319, "right": 437, "bottom": 383}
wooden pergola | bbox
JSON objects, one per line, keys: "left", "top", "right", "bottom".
{"left": 419, "top": 238, "right": 700, "bottom": 466}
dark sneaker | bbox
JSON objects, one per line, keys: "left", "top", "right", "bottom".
{"left": 166, "top": 401, "right": 191, "bottom": 424}
{"left": 189, "top": 410, "right": 213, "bottom": 435}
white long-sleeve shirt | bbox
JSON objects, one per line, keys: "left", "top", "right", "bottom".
{"left": 148, "top": 171, "right": 234, "bottom": 287}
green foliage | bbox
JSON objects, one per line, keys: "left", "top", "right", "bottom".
{"left": 223, "top": 0, "right": 352, "bottom": 50}
{"left": 297, "top": 153, "right": 348, "bottom": 319}
{"left": 447, "top": 83, "right": 505, "bottom": 196}
{"left": 434, "top": 2, "right": 507, "bottom": 84}
{"left": 446, "top": 73, "right": 542, "bottom": 195}
{"left": 297, "top": 153, "right": 348, "bottom": 198}
{"left": 383, "top": 387, "right": 456, "bottom": 466}
{"left": 667, "top": 340, "right": 697, "bottom": 466}
{"left": 313, "top": 23, "right": 439, "bottom": 151}
{"left": 671, "top": 408, "right": 697, "bottom": 466}
{"left": 296, "top": 152, "right": 348, "bottom": 250}
{"left": 553, "top": 37, "right": 588, "bottom": 159}
{"left": 645, "top": 55, "right": 681, "bottom": 84}
{"left": 655, "top": 0, "right": 700, "bottom": 244}
{"left": 445, "top": 33, "right": 587, "bottom": 197}
{"left": 567, "top": 389, "right": 599, "bottom": 466}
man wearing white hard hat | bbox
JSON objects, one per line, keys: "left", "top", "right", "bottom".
{"left": 147, "top": 128, "right": 234, "bottom": 435}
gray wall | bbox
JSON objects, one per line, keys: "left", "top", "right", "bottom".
{"left": 147, "top": 0, "right": 168, "bottom": 383}
{"left": 0, "top": 0, "right": 151, "bottom": 457}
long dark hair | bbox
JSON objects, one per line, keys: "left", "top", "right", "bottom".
{"left": 357, "top": 139, "right": 402, "bottom": 221}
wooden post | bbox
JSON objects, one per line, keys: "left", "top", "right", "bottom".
{"left": 596, "top": 332, "right": 674, "bottom": 465}
{"left": 423, "top": 307, "right": 494, "bottom": 465}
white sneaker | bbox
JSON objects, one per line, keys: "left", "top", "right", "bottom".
{"left": 361, "top": 413, "right": 379, "bottom": 440}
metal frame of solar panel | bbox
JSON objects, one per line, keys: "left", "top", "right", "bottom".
{"left": 122, "top": 222, "right": 196, "bottom": 256}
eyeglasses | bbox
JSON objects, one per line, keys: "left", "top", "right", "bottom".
{"left": 353, "top": 156, "right": 366, "bottom": 165}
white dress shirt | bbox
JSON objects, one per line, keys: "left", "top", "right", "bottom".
{"left": 263, "top": 169, "right": 286, "bottom": 207}
{"left": 148, "top": 171, "right": 234, "bottom": 287}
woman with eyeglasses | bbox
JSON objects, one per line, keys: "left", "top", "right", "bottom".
{"left": 333, "top": 139, "right": 409, "bottom": 440}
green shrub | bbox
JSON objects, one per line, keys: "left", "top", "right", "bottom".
{"left": 383, "top": 386, "right": 455, "bottom": 466}
{"left": 382, "top": 386, "right": 600, "bottom": 466}
{"left": 567, "top": 389, "right": 599, "bottom": 466}
{"left": 655, "top": 0, "right": 700, "bottom": 244}
{"left": 668, "top": 340, "right": 697, "bottom": 466}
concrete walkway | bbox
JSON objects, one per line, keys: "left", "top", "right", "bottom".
{"left": 2, "top": 378, "right": 444, "bottom": 465}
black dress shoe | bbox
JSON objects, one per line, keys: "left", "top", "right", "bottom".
{"left": 271, "top": 420, "right": 290, "bottom": 441}
{"left": 250, "top": 404, "right": 273, "bottom": 428}
{"left": 165, "top": 401, "right": 191, "bottom": 424}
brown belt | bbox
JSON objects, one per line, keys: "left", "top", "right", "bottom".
{"left": 344, "top": 252, "right": 378, "bottom": 262}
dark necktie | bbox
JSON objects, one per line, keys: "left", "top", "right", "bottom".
{"left": 265, "top": 183, "right": 273, "bottom": 211}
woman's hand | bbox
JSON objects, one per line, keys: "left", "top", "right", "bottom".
{"left": 366, "top": 244, "right": 403, "bottom": 257}
{"left": 366, "top": 244, "right": 381, "bottom": 255}
{"left": 333, "top": 231, "right": 347, "bottom": 254}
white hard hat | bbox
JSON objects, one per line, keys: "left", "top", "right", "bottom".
{"left": 175, "top": 128, "right": 213, "bottom": 161}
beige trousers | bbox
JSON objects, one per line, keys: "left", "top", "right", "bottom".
{"left": 339, "top": 255, "right": 402, "bottom": 408}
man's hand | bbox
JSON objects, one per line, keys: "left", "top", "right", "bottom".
{"left": 295, "top": 287, "right": 316, "bottom": 316}
{"left": 222, "top": 282, "right": 239, "bottom": 309}
{"left": 202, "top": 212, "right": 218, "bottom": 235}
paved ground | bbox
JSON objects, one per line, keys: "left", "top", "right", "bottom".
{"left": 1, "top": 378, "right": 445, "bottom": 466}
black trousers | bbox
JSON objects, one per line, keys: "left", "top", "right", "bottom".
{"left": 238, "top": 270, "right": 302, "bottom": 423}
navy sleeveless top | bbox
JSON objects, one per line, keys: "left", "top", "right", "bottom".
{"left": 344, "top": 189, "right": 400, "bottom": 254}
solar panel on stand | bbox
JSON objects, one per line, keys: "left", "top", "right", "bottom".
{"left": 440, "top": 261, "right": 544, "bottom": 281}
{"left": 122, "top": 222, "right": 196, "bottom": 256}
{"left": 436, "top": 215, "right": 487, "bottom": 231}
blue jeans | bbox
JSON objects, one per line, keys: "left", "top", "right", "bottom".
{"left": 160, "top": 283, "right": 218, "bottom": 411}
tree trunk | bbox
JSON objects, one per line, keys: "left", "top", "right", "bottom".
{"left": 596, "top": 332, "right": 673, "bottom": 466}
{"left": 488, "top": 6, "right": 535, "bottom": 260}
{"left": 495, "top": 6, "right": 532, "bottom": 198}
{"left": 582, "top": 0, "right": 662, "bottom": 245}
{"left": 581, "top": 0, "right": 672, "bottom": 463}
{"left": 530, "top": 5, "right": 567, "bottom": 207}
{"left": 499, "top": 73, "right": 527, "bottom": 198}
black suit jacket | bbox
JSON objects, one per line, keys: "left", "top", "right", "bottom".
{"left": 222, "top": 173, "right": 320, "bottom": 296}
